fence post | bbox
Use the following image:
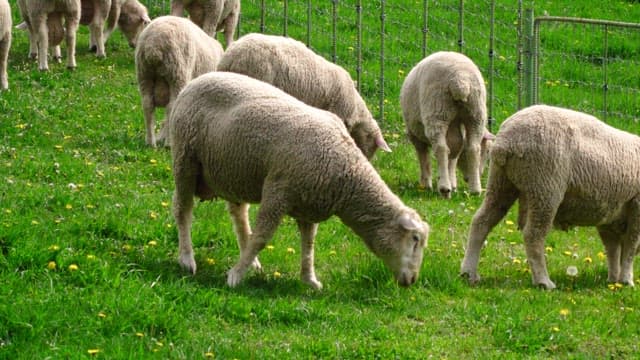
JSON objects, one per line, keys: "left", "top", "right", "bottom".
{"left": 603, "top": 24, "right": 609, "bottom": 122}
{"left": 522, "top": 8, "right": 535, "bottom": 108}
{"left": 422, "top": 0, "right": 429, "bottom": 59}
{"left": 356, "top": 0, "right": 363, "bottom": 92}
{"left": 332, "top": 0, "right": 338, "bottom": 63}
{"left": 516, "top": 0, "right": 523, "bottom": 109}
{"left": 488, "top": 0, "right": 495, "bottom": 131}
{"left": 260, "top": 0, "right": 265, "bottom": 33}
{"left": 380, "top": 0, "right": 386, "bottom": 122}
{"left": 283, "top": 0, "right": 288, "bottom": 36}
{"left": 458, "top": 0, "right": 464, "bottom": 52}
{"left": 306, "top": 0, "right": 311, "bottom": 46}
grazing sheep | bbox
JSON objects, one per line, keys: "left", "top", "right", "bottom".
{"left": 461, "top": 105, "right": 640, "bottom": 290}
{"left": 0, "top": 0, "right": 10, "bottom": 90}
{"left": 170, "top": 72, "right": 429, "bottom": 289}
{"left": 135, "top": 16, "right": 223, "bottom": 147}
{"left": 79, "top": 0, "right": 150, "bottom": 57}
{"left": 218, "top": 33, "right": 391, "bottom": 160}
{"left": 17, "top": 0, "right": 81, "bottom": 71}
{"left": 401, "top": 51, "right": 491, "bottom": 198}
{"left": 170, "top": 0, "right": 239, "bottom": 46}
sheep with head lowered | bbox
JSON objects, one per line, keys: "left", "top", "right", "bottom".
{"left": 218, "top": 33, "right": 391, "bottom": 160}
{"left": 0, "top": 0, "right": 10, "bottom": 90}
{"left": 135, "top": 15, "right": 223, "bottom": 147}
{"left": 461, "top": 105, "right": 640, "bottom": 290}
{"left": 17, "top": 0, "right": 81, "bottom": 71}
{"left": 170, "top": 71, "right": 429, "bottom": 289}
{"left": 79, "top": 0, "right": 150, "bottom": 57}
{"left": 170, "top": 0, "right": 239, "bottom": 46}
{"left": 401, "top": 51, "right": 493, "bottom": 198}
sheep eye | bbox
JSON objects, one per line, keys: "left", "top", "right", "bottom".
{"left": 412, "top": 234, "right": 420, "bottom": 243}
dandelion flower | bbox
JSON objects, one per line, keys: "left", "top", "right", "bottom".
{"left": 68, "top": 264, "right": 79, "bottom": 271}
{"left": 566, "top": 265, "right": 578, "bottom": 277}
{"left": 512, "top": 258, "right": 521, "bottom": 265}
{"left": 206, "top": 258, "right": 216, "bottom": 265}
{"left": 559, "top": 309, "right": 570, "bottom": 316}
{"left": 98, "top": 312, "right": 107, "bottom": 318}
{"left": 48, "top": 245, "right": 60, "bottom": 251}
{"left": 563, "top": 251, "right": 572, "bottom": 256}
{"left": 87, "top": 349, "right": 100, "bottom": 355}
{"left": 597, "top": 252, "right": 606, "bottom": 260}
{"left": 545, "top": 246, "right": 553, "bottom": 253}
{"left": 161, "top": 201, "right": 170, "bottom": 208}
{"left": 65, "top": 204, "right": 73, "bottom": 210}
{"left": 584, "top": 256, "right": 592, "bottom": 263}
{"left": 136, "top": 332, "right": 145, "bottom": 338}
{"left": 150, "top": 159, "right": 158, "bottom": 164}
{"left": 148, "top": 240, "right": 158, "bottom": 247}
{"left": 205, "top": 353, "right": 214, "bottom": 358}
{"left": 266, "top": 245, "right": 275, "bottom": 251}
{"left": 122, "top": 244, "right": 132, "bottom": 252}
{"left": 329, "top": 250, "right": 337, "bottom": 256}
{"left": 47, "top": 261, "right": 57, "bottom": 270}
{"left": 149, "top": 211, "right": 158, "bottom": 220}
{"left": 273, "top": 271, "right": 282, "bottom": 278}
{"left": 286, "top": 247, "right": 295, "bottom": 254}
{"left": 551, "top": 326, "right": 560, "bottom": 332}
{"left": 505, "top": 220, "right": 514, "bottom": 225}
{"left": 87, "top": 254, "right": 96, "bottom": 261}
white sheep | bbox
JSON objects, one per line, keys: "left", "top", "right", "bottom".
{"left": 218, "top": 33, "right": 391, "bottom": 160}
{"left": 79, "top": 0, "right": 150, "bottom": 57}
{"left": 170, "top": 71, "right": 429, "bottom": 289}
{"left": 170, "top": 0, "right": 239, "bottom": 46}
{"left": 135, "top": 15, "right": 223, "bottom": 147}
{"left": 461, "top": 105, "right": 640, "bottom": 289}
{"left": 17, "top": 0, "right": 81, "bottom": 71}
{"left": 0, "top": 0, "right": 10, "bottom": 90}
{"left": 400, "top": 51, "right": 491, "bottom": 198}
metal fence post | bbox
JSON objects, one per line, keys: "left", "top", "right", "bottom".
{"left": 488, "top": 0, "right": 495, "bottom": 131}
{"left": 260, "top": 0, "right": 265, "bottom": 33}
{"left": 306, "top": 0, "right": 312, "bottom": 46}
{"left": 458, "top": 0, "right": 464, "bottom": 52}
{"left": 283, "top": 0, "right": 288, "bottom": 36}
{"left": 516, "top": 0, "right": 523, "bottom": 109}
{"left": 356, "top": 0, "right": 363, "bottom": 92}
{"left": 603, "top": 24, "right": 609, "bottom": 122}
{"left": 522, "top": 8, "right": 535, "bottom": 108}
{"left": 332, "top": 0, "right": 338, "bottom": 63}
{"left": 422, "top": 0, "right": 429, "bottom": 59}
{"left": 380, "top": 0, "right": 386, "bottom": 122}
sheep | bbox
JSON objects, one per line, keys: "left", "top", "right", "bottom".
{"left": 460, "top": 105, "right": 640, "bottom": 290}
{"left": 217, "top": 33, "right": 391, "bottom": 160}
{"left": 170, "top": 71, "right": 429, "bottom": 289}
{"left": 17, "top": 0, "right": 80, "bottom": 71}
{"left": 400, "top": 51, "right": 491, "bottom": 198}
{"left": 0, "top": 0, "right": 10, "bottom": 90}
{"left": 17, "top": 0, "right": 67, "bottom": 65}
{"left": 170, "top": 0, "right": 240, "bottom": 46}
{"left": 79, "top": 0, "right": 150, "bottom": 57}
{"left": 135, "top": 15, "right": 224, "bottom": 147}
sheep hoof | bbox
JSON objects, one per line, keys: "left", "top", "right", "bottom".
{"left": 179, "top": 253, "right": 197, "bottom": 274}
{"left": 227, "top": 266, "right": 245, "bottom": 287}
{"left": 460, "top": 271, "right": 480, "bottom": 285}
{"left": 89, "top": 45, "right": 97, "bottom": 53}
{"left": 439, "top": 187, "right": 452, "bottom": 199}
{"left": 250, "top": 257, "right": 262, "bottom": 272}
{"left": 534, "top": 279, "right": 556, "bottom": 290}
{"left": 304, "top": 277, "right": 323, "bottom": 290}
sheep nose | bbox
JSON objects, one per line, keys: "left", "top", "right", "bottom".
{"left": 399, "top": 272, "right": 417, "bottom": 287}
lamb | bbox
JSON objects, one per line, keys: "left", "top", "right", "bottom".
{"left": 218, "top": 33, "right": 391, "bottom": 160}
{"left": 170, "top": 71, "right": 429, "bottom": 289}
{"left": 170, "top": 0, "right": 240, "bottom": 46}
{"left": 460, "top": 105, "right": 640, "bottom": 290}
{"left": 135, "top": 15, "right": 224, "bottom": 147}
{"left": 79, "top": 0, "right": 150, "bottom": 57}
{"left": 400, "top": 51, "right": 492, "bottom": 198}
{"left": 17, "top": 0, "right": 81, "bottom": 71}
{"left": 0, "top": 0, "right": 10, "bottom": 90}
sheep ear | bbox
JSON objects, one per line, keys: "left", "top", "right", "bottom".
{"left": 376, "top": 133, "right": 392, "bottom": 152}
{"left": 143, "top": 14, "right": 152, "bottom": 25}
{"left": 483, "top": 131, "right": 496, "bottom": 141}
{"left": 397, "top": 213, "right": 422, "bottom": 231}
{"left": 16, "top": 22, "right": 28, "bottom": 31}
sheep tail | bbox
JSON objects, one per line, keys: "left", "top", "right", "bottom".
{"left": 449, "top": 77, "right": 472, "bottom": 103}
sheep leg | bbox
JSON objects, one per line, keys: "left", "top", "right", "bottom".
{"left": 170, "top": 0, "right": 185, "bottom": 17}
{"left": 408, "top": 133, "right": 432, "bottom": 190}
{"left": 597, "top": 225, "right": 622, "bottom": 283}
{"left": 139, "top": 78, "right": 156, "bottom": 147}
{"left": 448, "top": 156, "right": 459, "bottom": 192}
{"left": 89, "top": 11, "right": 106, "bottom": 58}
{"left": 463, "top": 125, "right": 484, "bottom": 195}
{"left": 461, "top": 165, "right": 518, "bottom": 283}
{"left": 64, "top": 15, "right": 79, "bottom": 69}
{"left": 227, "top": 202, "right": 262, "bottom": 272}
{"left": 35, "top": 15, "right": 49, "bottom": 71}
{"left": 227, "top": 193, "right": 286, "bottom": 287}
{"left": 103, "top": 3, "right": 120, "bottom": 42}
{"left": 0, "top": 34, "right": 9, "bottom": 90}
{"left": 618, "top": 197, "right": 640, "bottom": 286}
{"left": 221, "top": 11, "right": 239, "bottom": 47}
{"left": 172, "top": 157, "right": 199, "bottom": 274}
{"left": 297, "top": 220, "right": 322, "bottom": 289}
{"left": 201, "top": 1, "right": 224, "bottom": 37}
{"left": 433, "top": 136, "right": 451, "bottom": 198}
{"left": 521, "top": 194, "right": 561, "bottom": 290}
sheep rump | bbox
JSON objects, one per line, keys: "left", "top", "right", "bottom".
{"left": 170, "top": 72, "right": 429, "bottom": 289}
{"left": 170, "top": 0, "right": 240, "bottom": 46}
{"left": 461, "top": 104, "right": 640, "bottom": 289}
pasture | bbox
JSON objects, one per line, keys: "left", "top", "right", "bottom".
{"left": 1, "top": 0, "right": 640, "bottom": 358}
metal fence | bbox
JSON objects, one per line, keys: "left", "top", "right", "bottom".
{"left": 143, "top": 1, "right": 640, "bottom": 131}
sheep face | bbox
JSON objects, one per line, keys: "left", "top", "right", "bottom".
{"left": 118, "top": 1, "right": 150, "bottom": 48}
{"left": 372, "top": 212, "right": 429, "bottom": 286}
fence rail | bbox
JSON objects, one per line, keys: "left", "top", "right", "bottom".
{"left": 143, "top": 1, "right": 640, "bottom": 131}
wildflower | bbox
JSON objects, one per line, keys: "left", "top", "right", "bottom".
{"left": 65, "top": 204, "right": 73, "bottom": 210}
{"left": 68, "top": 183, "right": 78, "bottom": 190}
{"left": 329, "top": 250, "right": 337, "bottom": 256}
{"left": 563, "top": 251, "right": 572, "bottom": 256}
{"left": 584, "top": 256, "right": 592, "bottom": 263}
{"left": 505, "top": 220, "right": 514, "bottom": 225}
{"left": 148, "top": 240, "right": 158, "bottom": 247}
{"left": 87, "top": 349, "right": 100, "bottom": 355}
{"left": 597, "top": 252, "right": 606, "bottom": 260}
{"left": 559, "top": 308, "right": 570, "bottom": 317}
{"left": 122, "top": 244, "right": 133, "bottom": 252}
{"left": 54, "top": 145, "right": 63, "bottom": 150}
{"left": 98, "top": 312, "right": 107, "bottom": 318}
{"left": 551, "top": 326, "right": 560, "bottom": 332}
{"left": 398, "top": 69, "right": 405, "bottom": 75}
{"left": 150, "top": 159, "right": 158, "bottom": 165}
{"left": 47, "top": 261, "right": 57, "bottom": 270}
{"left": 566, "top": 266, "right": 578, "bottom": 277}
{"left": 266, "top": 245, "right": 275, "bottom": 251}
{"left": 448, "top": 209, "right": 454, "bottom": 216}
{"left": 68, "top": 264, "right": 79, "bottom": 271}
{"left": 87, "top": 254, "right": 96, "bottom": 261}
{"left": 149, "top": 211, "right": 158, "bottom": 220}
{"left": 48, "top": 245, "right": 60, "bottom": 251}
{"left": 512, "top": 258, "right": 521, "bottom": 265}
{"left": 499, "top": 55, "right": 506, "bottom": 61}
{"left": 545, "top": 246, "right": 553, "bottom": 253}
{"left": 273, "top": 271, "right": 282, "bottom": 278}
{"left": 136, "top": 332, "right": 145, "bottom": 337}
{"left": 161, "top": 201, "right": 170, "bottom": 208}
{"left": 205, "top": 353, "right": 214, "bottom": 358}
{"left": 286, "top": 247, "right": 295, "bottom": 254}
{"left": 206, "top": 258, "right": 215, "bottom": 265}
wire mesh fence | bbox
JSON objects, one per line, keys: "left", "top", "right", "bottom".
{"left": 141, "top": 1, "right": 640, "bottom": 131}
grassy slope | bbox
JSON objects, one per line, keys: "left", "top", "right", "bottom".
{"left": 2, "top": 1, "right": 640, "bottom": 358}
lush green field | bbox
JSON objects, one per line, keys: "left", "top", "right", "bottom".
{"left": 2, "top": 1, "right": 640, "bottom": 358}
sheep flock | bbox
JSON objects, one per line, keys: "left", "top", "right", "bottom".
{"left": 2, "top": 0, "right": 639, "bottom": 291}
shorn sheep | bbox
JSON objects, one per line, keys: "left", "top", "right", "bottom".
{"left": 80, "top": 0, "right": 150, "bottom": 57}
{"left": 170, "top": 72, "right": 429, "bottom": 289}
{"left": 135, "top": 16, "right": 224, "bottom": 147}
{"left": 0, "top": 0, "right": 10, "bottom": 90}
{"left": 461, "top": 105, "right": 640, "bottom": 290}
{"left": 401, "top": 51, "right": 493, "bottom": 198}
{"left": 17, "top": 0, "right": 81, "bottom": 71}
{"left": 218, "top": 33, "right": 391, "bottom": 160}
{"left": 170, "top": 0, "right": 240, "bottom": 46}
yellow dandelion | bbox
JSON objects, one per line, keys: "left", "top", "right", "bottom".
{"left": 149, "top": 211, "right": 158, "bottom": 220}
{"left": 206, "top": 258, "right": 216, "bottom": 265}
{"left": 96, "top": 170, "right": 104, "bottom": 177}
{"left": 266, "top": 245, "right": 275, "bottom": 251}
{"left": 563, "top": 251, "right": 572, "bottom": 256}
{"left": 63, "top": 135, "right": 72, "bottom": 140}
{"left": 86, "top": 204, "right": 95, "bottom": 209}
{"left": 65, "top": 204, "right": 73, "bottom": 210}
{"left": 499, "top": 55, "right": 506, "bottom": 61}
{"left": 136, "top": 332, "right": 145, "bottom": 337}
{"left": 161, "top": 201, "right": 170, "bottom": 208}
{"left": 87, "top": 254, "right": 96, "bottom": 261}
{"left": 31, "top": 220, "right": 39, "bottom": 225}
{"left": 87, "top": 349, "right": 100, "bottom": 355}
{"left": 506, "top": 229, "right": 514, "bottom": 233}
{"left": 286, "top": 247, "right": 295, "bottom": 254}
{"left": 584, "top": 256, "right": 592, "bottom": 263}
{"left": 329, "top": 250, "right": 337, "bottom": 256}
{"left": 273, "top": 271, "right": 282, "bottom": 278}
{"left": 48, "top": 245, "right": 60, "bottom": 251}
{"left": 205, "top": 353, "right": 214, "bottom": 358}
{"left": 150, "top": 159, "right": 158, "bottom": 164}
{"left": 597, "top": 252, "right": 606, "bottom": 260}
{"left": 47, "top": 261, "right": 57, "bottom": 270}
{"left": 551, "top": 326, "right": 560, "bottom": 332}
{"left": 512, "top": 258, "right": 521, "bottom": 265}
{"left": 98, "top": 312, "right": 107, "bottom": 318}
{"left": 155, "top": 341, "right": 164, "bottom": 347}
{"left": 410, "top": 296, "right": 416, "bottom": 301}
{"left": 347, "top": 46, "right": 354, "bottom": 51}
{"left": 615, "top": 283, "right": 624, "bottom": 289}
{"left": 15, "top": 123, "right": 27, "bottom": 129}
{"left": 68, "top": 264, "right": 79, "bottom": 271}
{"left": 545, "top": 246, "right": 553, "bottom": 253}
{"left": 122, "top": 244, "right": 133, "bottom": 252}
{"left": 54, "top": 145, "right": 63, "bottom": 150}
{"left": 148, "top": 240, "right": 158, "bottom": 247}
{"left": 608, "top": 283, "right": 616, "bottom": 291}
{"left": 559, "top": 308, "right": 570, "bottom": 317}
{"left": 505, "top": 220, "right": 514, "bottom": 225}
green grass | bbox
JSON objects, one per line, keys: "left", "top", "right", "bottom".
{"left": 2, "top": 1, "right": 640, "bottom": 358}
